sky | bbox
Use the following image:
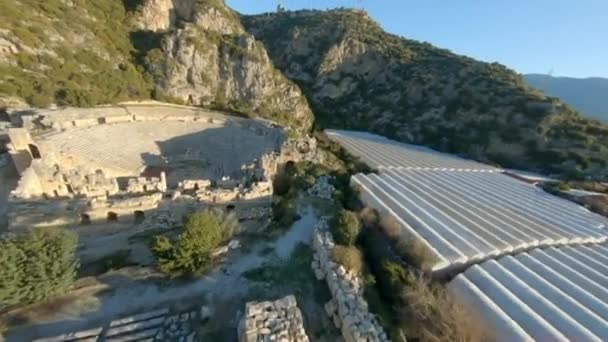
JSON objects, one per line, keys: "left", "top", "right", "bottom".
{"left": 227, "top": 0, "right": 608, "bottom": 78}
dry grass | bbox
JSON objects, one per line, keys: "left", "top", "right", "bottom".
{"left": 331, "top": 245, "right": 364, "bottom": 274}
{"left": 379, "top": 215, "right": 401, "bottom": 240}
{"left": 377, "top": 214, "right": 438, "bottom": 270}
{"left": 394, "top": 237, "right": 438, "bottom": 271}
{"left": 398, "top": 271, "right": 489, "bottom": 342}
{"left": 358, "top": 207, "right": 379, "bottom": 228}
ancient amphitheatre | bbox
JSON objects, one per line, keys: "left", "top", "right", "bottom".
{"left": 4, "top": 101, "right": 300, "bottom": 230}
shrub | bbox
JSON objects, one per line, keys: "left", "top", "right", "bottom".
{"left": 0, "top": 229, "right": 79, "bottom": 307}
{"left": 397, "top": 269, "right": 489, "bottom": 341}
{"left": 394, "top": 237, "right": 438, "bottom": 271}
{"left": 558, "top": 182, "right": 571, "bottom": 191}
{"left": 152, "top": 209, "right": 239, "bottom": 277}
{"left": 332, "top": 245, "right": 364, "bottom": 274}
{"left": 379, "top": 215, "right": 401, "bottom": 240}
{"left": 358, "top": 207, "right": 379, "bottom": 228}
{"left": 331, "top": 209, "right": 362, "bottom": 246}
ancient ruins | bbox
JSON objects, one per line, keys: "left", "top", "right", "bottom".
{"left": 3, "top": 102, "right": 316, "bottom": 231}
{"left": 238, "top": 295, "right": 310, "bottom": 342}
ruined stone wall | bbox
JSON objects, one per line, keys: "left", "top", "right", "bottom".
{"left": 311, "top": 220, "right": 390, "bottom": 342}
{"left": 86, "top": 192, "right": 164, "bottom": 220}
{"left": 11, "top": 162, "right": 120, "bottom": 199}
{"left": 30, "top": 305, "right": 211, "bottom": 342}
{"left": 238, "top": 295, "right": 309, "bottom": 342}
{"left": 16, "top": 104, "right": 278, "bottom": 136}
{"left": 126, "top": 173, "right": 167, "bottom": 194}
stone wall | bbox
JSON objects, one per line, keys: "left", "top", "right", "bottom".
{"left": 311, "top": 220, "right": 390, "bottom": 342}
{"left": 238, "top": 295, "right": 309, "bottom": 342}
{"left": 126, "top": 173, "right": 167, "bottom": 194}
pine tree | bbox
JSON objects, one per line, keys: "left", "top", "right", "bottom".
{"left": 0, "top": 229, "right": 78, "bottom": 308}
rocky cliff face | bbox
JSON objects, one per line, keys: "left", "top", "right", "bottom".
{"left": 244, "top": 9, "right": 608, "bottom": 178}
{"left": 138, "top": 0, "right": 313, "bottom": 132}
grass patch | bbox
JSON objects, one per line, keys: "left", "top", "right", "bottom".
{"left": 78, "top": 249, "right": 134, "bottom": 277}
{"left": 242, "top": 243, "right": 311, "bottom": 291}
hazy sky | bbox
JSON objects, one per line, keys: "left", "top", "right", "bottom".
{"left": 227, "top": 0, "right": 608, "bottom": 78}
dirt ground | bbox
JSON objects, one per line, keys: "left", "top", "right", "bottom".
{"left": 1, "top": 200, "right": 342, "bottom": 342}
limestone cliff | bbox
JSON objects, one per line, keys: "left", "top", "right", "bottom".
{"left": 139, "top": 0, "right": 314, "bottom": 132}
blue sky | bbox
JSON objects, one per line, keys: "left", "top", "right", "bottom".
{"left": 227, "top": 0, "right": 608, "bottom": 78}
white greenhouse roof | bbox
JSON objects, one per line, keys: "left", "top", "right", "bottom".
{"left": 449, "top": 244, "right": 608, "bottom": 341}
{"left": 325, "top": 129, "right": 499, "bottom": 171}
{"left": 352, "top": 169, "right": 608, "bottom": 272}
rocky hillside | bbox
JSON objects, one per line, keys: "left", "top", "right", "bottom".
{"left": 244, "top": 9, "right": 608, "bottom": 178}
{"left": 0, "top": 0, "right": 151, "bottom": 108}
{"left": 1, "top": 1, "right": 608, "bottom": 178}
{"left": 139, "top": 0, "right": 313, "bottom": 131}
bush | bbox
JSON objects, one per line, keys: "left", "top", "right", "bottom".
{"left": 332, "top": 245, "right": 364, "bottom": 274}
{"left": 397, "top": 268, "right": 488, "bottom": 341}
{"left": 331, "top": 209, "right": 362, "bottom": 246}
{"left": 558, "top": 182, "right": 571, "bottom": 191}
{"left": 0, "top": 229, "right": 79, "bottom": 307}
{"left": 152, "top": 209, "right": 239, "bottom": 277}
{"left": 379, "top": 215, "right": 401, "bottom": 240}
{"left": 394, "top": 237, "right": 438, "bottom": 271}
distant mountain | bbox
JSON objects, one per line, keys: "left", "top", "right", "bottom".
{"left": 525, "top": 74, "right": 608, "bottom": 122}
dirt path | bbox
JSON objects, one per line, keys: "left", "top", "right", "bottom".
{"left": 2, "top": 203, "right": 323, "bottom": 341}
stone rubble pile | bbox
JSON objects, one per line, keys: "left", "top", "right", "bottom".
{"left": 307, "top": 175, "right": 335, "bottom": 199}
{"left": 142, "top": 210, "right": 179, "bottom": 229}
{"left": 311, "top": 220, "right": 390, "bottom": 342}
{"left": 212, "top": 239, "right": 241, "bottom": 257}
{"left": 126, "top": 173, "right": 167, "bottom": 194}
{"left": 238, "top": 295, "right": 310, "bottom": 342}
{"left": 179, "top": 179, "right": 212, "bottom": 191}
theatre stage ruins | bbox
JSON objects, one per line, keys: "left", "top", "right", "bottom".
{"left": 3, "top": 102, "right": 314, "bottom": 231}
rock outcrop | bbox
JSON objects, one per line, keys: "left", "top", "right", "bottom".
{"left": 144, "top": 0, "right": 314, "bottom": 133}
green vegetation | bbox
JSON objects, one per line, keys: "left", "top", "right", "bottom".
{"left": 151, "top": 209, "right": 239, "bottom": 277}
{"left": 330, "top": 209, "right": 361, "bottom": 246}
{"left": 0, "top": 0, "right": 152, "bottom": 107}
{"left": 0, "top": 229, "right": 79, "bottom": 307}
{"left": 361, "top": 227, "right": 486, "bottom": 340}
{"left": 79, "top": 249, "right": 134, "bottom": 277}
